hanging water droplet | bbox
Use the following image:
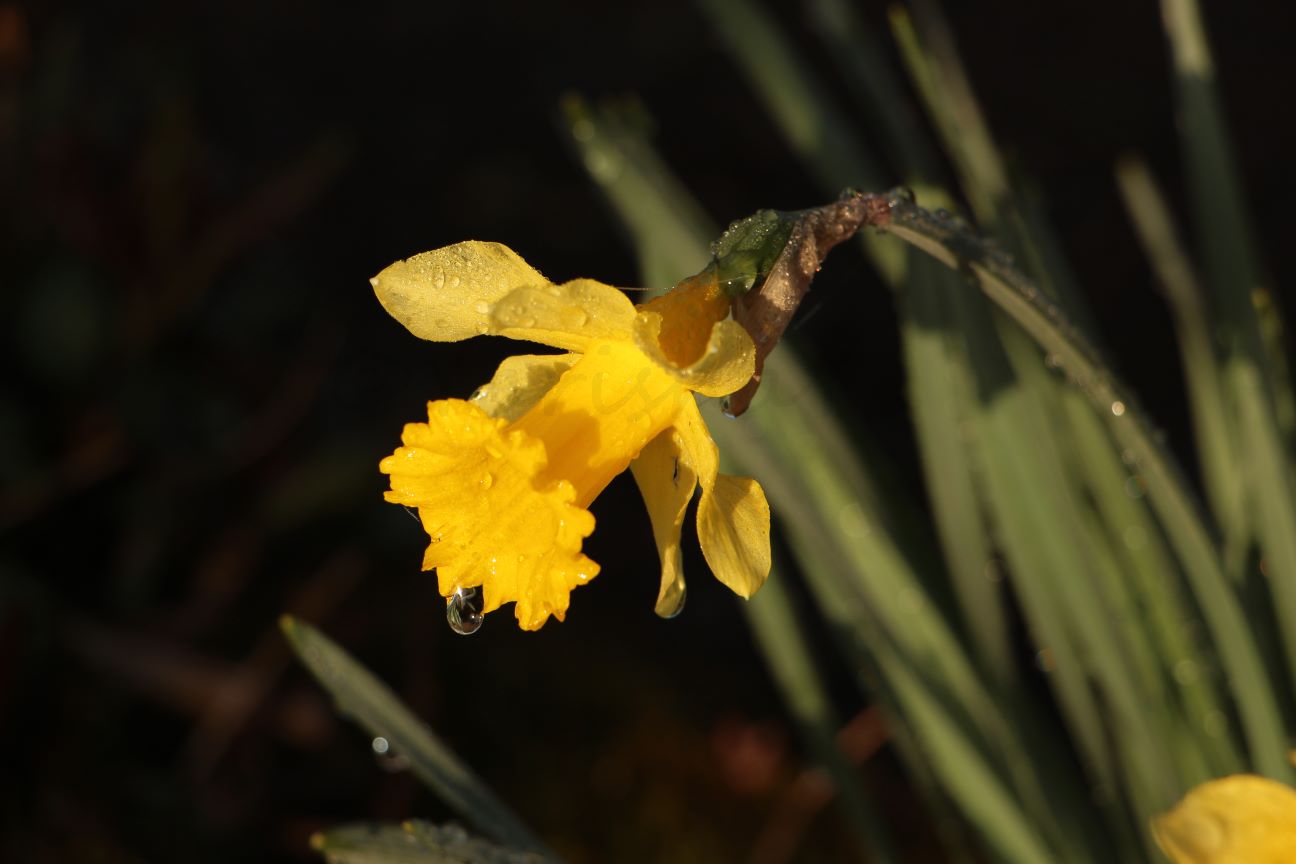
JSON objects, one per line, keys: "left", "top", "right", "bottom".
{"left": 446, "top": 586, "right": 484, "bottom": 635}
{"left": 658, "top": 584, "right": 686, "bottom": 619}
{"left": 1110, "top": 400, "right": 1126, "bottom": 417}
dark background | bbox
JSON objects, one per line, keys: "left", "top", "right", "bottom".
{"left": 2, "top": 1, "right": 1293, "bottom": 862}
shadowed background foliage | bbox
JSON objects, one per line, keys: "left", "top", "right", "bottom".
{"left": 2, "top": 1, "right": 1294, "bottom": 862}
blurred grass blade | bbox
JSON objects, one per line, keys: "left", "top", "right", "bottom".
{"left": 564, "top": 98, "right": 1069, "bottom": 860}
{"left": 806, "top": 0, "right": 942, "bottom": 182}
{"left": 889, "top": 1, "right": 1095, "bottom": 332}
{"left": 559, "top": 96, "right": 712, "bottom": 289}
{"left": 745, "top": 561, "right": 899, "bottom": 863}
{"left": 900, "top": 249, "right": 1014, "bottom": 685}
{"left": 281, "top": 617, "right": 550, "bottom": 854}
{"left": 891, "top": 0, "right": 1241, "bottom": 795}
{"left": 699, "top": 0, "right": 1021, "bottom": 696}
{"left": 877, "top": 651, "right": 1057, "bottom": 864}
{"left": 313, "top": 822, "right": 548, "bottom": 864}
{"left": 695, "top": 0, "right": 904, "bottom": 284}
{"left": 1160, "top": 0, "right": 1291, "bottom": 417}
{"left": 880, "top": 197, "right": 1294, "bottom": 782}
{"left": 1161, "top": 0, "right": 1296, "bottom": 701}
{"left": 803, "top": 2, "right": 1010, "bottom": 680}
{"left": 1115, "top": 156, "right": 1247, "bottom": 575}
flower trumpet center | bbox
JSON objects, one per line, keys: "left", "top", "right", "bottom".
{"left": 381, "top": 339, "right": 688, "bottom": 629}
{"left": 514, "top": 340, "right": 688, "bottom": 506}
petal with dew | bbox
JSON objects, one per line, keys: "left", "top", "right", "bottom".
{"left": 380, "top": 399, "right": 598, "bottom": 630}
{"left": 697, "top": 475, "right": 771, "bottom": 599}
{"left": 470, "top": 353, "right": 579, "bottom": 422}
{"left": 371, "top": 241, "right": 547, "bottom": 342}
{"left": 629, "top": 428, "right": 698, "bottom": 618}
{"left": 634, "top": 311, "right": 755, "bottom": 398}
{"left": 673, "top": 395, "right": 719, "bottom": 489}
{"left": 672, "top": 397, "right": 771, "bottom": 598}
{"left": 491, "top": 278, "right": 637, "bottom": 351}
{"left": 1152, "top": 775, "right": 1296, "bottom": 863}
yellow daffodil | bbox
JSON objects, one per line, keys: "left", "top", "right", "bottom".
{"left": 1152, "top": 774, "right": 1296, "bottom": 863}
{"left": 373, "top": 241, "right": 772, "bottom": 630}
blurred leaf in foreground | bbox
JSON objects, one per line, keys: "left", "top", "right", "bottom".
{"left": 280, "top": 616, "right": 548, "bottom": 854}
{"left": 313, "top": 821, "right": 547, "bottom": 864}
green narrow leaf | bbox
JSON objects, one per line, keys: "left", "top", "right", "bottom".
{"left": 880, "top": 196, "right": 1294, "bottom": 783}
{"left": 744, "top": 561, "right": 899, "bottom": 863}
{"left": 1162, "top": 0, "right": 1296, "bottom": 702}
{"left": 280, "top": 617, "right": 549, "bottom": 854}
{"left": 1115, "top": 156, "right": 1247, "bottom": 575}
{"left": 900, "top": 248, "right": 1014, "bottom": 687}
{"left": 878, "top": 651, "right": 1058, "bottom": 864}
{"left": 700, "top": 0, "right": 1023, "bottom": 705}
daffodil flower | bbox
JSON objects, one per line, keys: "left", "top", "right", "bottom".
{"left": 1153, "top": 774, "right": 1296, "bottom": 863}
{"left": 373, "top": 241, "right": 772, "bottom": 630}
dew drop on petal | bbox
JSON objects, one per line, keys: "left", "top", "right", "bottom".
{"left": 561, "top": 308, "right": 588, "bottom": 329}
{"left": 479, "top": 472, "right": 494, "bottom": 489}
{"left": 446, "top": 586, "right": 484, "bottom": 635}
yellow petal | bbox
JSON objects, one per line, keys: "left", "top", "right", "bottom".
{"left": 1153, "top": 775, "right": 1296, "bottom": 864}
{"left": 673, "top": 395, "right": 719, "bottom": 490}
{"left": 470, "top": 353, "right": 579, "bottom": 422}
{"left": 697, "top": 475, "right": 772, "bottom": 599}
{"left": 371, "top": 241, "right": 547, "bottom": 342}
{"left": 629, "top": 428, "right": 698, "bottom": 618}
{"left": 672, "top": 397, "right": 771, "bottom": 598}
{"left": 491, "top": 278, "right": 637, "bottom": 351}
{"left": 380, "top": 399, "right": 598, "bottom": 630}
{"left": 633, "top": 312, "right": 755, "bottom": 397}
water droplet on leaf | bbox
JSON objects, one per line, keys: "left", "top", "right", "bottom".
{"left": 446, "top": 586, "right": 484, "bottom": 635}
{"left": 371, "top": 736, "right": 410, "bottom": 772}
